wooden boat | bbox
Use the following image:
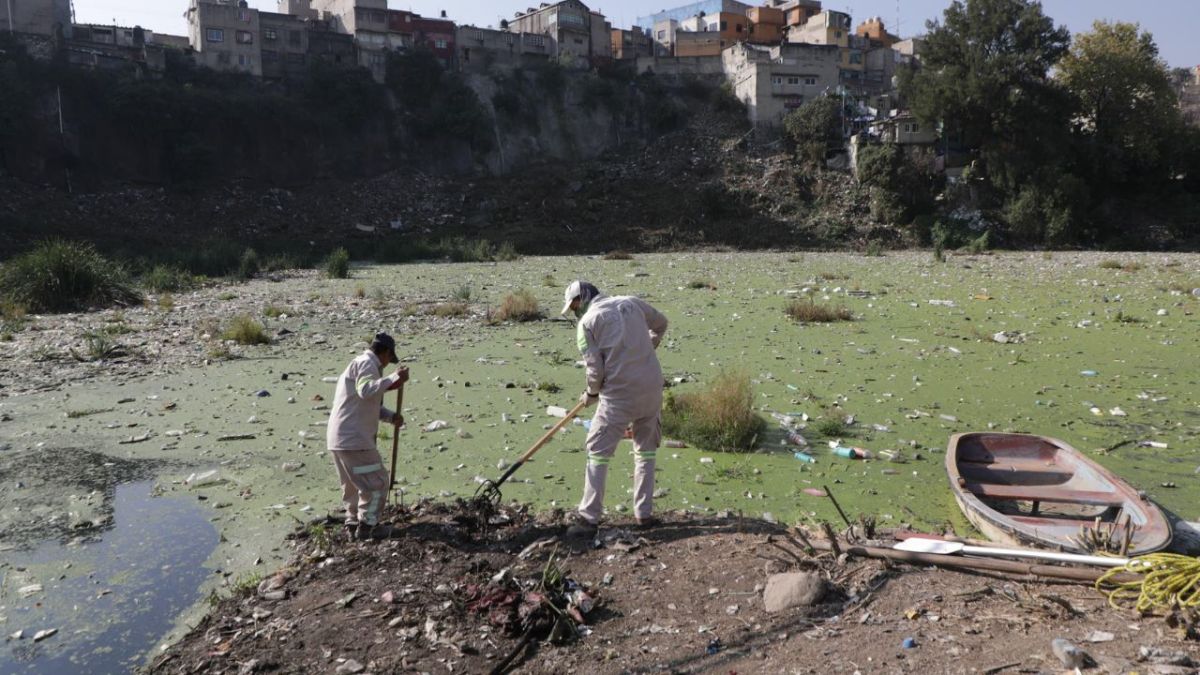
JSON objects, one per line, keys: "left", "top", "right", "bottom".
{"left": 946, "top": 432, "right": 1172, "bottom": 555}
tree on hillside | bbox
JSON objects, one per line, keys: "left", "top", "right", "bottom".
{"left": 898, "top": 0, "right": 1072, "bottom": 193}
{"left": 1058, "top": 21, "right": 1182, "bottom": 188}
{"left": 783, "top": 95, "right": 842, "bottom": 165}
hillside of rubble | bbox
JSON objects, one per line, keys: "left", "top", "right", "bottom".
{"left": 0, "top": 107, "right": 884, "bottom": 261}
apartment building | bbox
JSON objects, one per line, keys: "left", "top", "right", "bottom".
{"left": 0, "top": 0, "right": 71, "bottom": 36}
{"left": 722, "top": 41, "right": 839, "bottom": 127}
{"left": 457, "top": 25, "right": 553, "bottom": 72}
{"left": 304, "top": 0, "right": 388, "bottom": 79}
{"left": 389, "top": 10, "right": 456, "bottom": 67}
{"left": 507, "top": 0, "right": 610, "bottom": 65}
{"left": 188, "top": 0, "right": 264, "bottom": 76}
{"left": 636, "top": 0, "right": 751, "bottom": 33}
{"left": 611, "top": 26, "right": 654, "bottom": 60}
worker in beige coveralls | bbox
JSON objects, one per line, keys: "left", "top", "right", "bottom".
{"left": 561, "top": 281, "right": 669, "bottom": 535}
{"left": 327, "top": 333, "right": 408, "bottom": 541}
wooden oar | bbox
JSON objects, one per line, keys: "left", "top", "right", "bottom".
{"left": 895, "top": 537, "right": 1129, "bottom": 568}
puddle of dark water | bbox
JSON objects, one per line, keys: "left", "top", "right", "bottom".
{"left": 1, "top": 480, "right": 217, "bottom": 674}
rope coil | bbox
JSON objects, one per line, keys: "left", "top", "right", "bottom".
{"left": 1096, "top": 553, "right": 1200, "bottom": 612}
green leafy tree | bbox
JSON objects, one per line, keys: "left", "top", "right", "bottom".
{"left": 1058, "top": 22, "right": 1181, "bottom": 187}
{"left": 898, "top": 0, "right": 1072, "bottom": 192}
{"left": 783, "top": 95, "right": 842, "bottom": 164}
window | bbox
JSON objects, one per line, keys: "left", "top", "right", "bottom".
{"left": 262, "top": 49, "right": 278, "bottom": 62}
{"left": 236, "top": 30, "right": 253, "bottom": 44}
{"left": 771, "top": 75, "right": 782, "bottom": 85}
{"left": 263, "top": 27, "right": 277, "bottom": 40}
{"left": 287, "top": 52, "right": 305, "bottom": 64}
{"left": 434, "top": 39, "right": 448, "bottom": 49}
{"left": 849, "top": 51, "right": 862, "bottom": 64}
{"left": 835, "top": 30, "right": 842, "bottom": 39}
{"left": 237, "top": 54, "right": 252, "bottom": 66}
{"left": 206, "top": 28, "right": 224, "bottom": 43}
{"left": 736, "top": 23, "right": 743, "bottom": 33}
{"left": 288, "top": 30, "right": 301, "bottom": 47}
{"left": 786, "top": 76, "right": 799, "bottom": 85}
{"left": 804, "top": 76, "right": 817, "bottom": 85}
{"left": 719, "top": 21, "right": 727, "bottom": 31}
{"left": 574, "top": 37, "right": 583, "bottom": 44}
{"left": 527, "top": 34, "right": 543, "bottom": 47}
{"left": 238, "top": 9, "right": 251, "bottom": 22}
{"left": 657, "top": 30, "right": 664, "bottom": 39}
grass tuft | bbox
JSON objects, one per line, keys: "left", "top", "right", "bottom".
{"left": 263, "top": 304, "right": 293, "bottom": 318}
{"left": 603, "top": 250, "right": 634, "bottom": 261}
{"left": 220, "top": 315, "right": 271, "bottom": 345}
{"left": 237, "top": 248, "right": 260, "bottom": 280}
{"left": 687, "top": 278, "right": 717, "bottom": 290}
{"left": 813, "top": 417, "right": 848, "bottom": 438}
{"left": 495, "top": 288, "right": 543, "bottom": 322}
{"left": 451, "top": 285, "right": 473, "bottom": 302}
{"left": 324, "top": 248, "right": 351, "bottom": 279}
{"left": 817, "top": 271, "right": 849, "bottom": 281}
{"left": 662, "top": 371, "right": 764, "bottom": 453}
{"left": 142, "top": 265, "right": 196, "bottom": 293}
{"left": 0, "top": 240, "right": 141, "bottom": 313}
{"left": 785, "top": 299, "right": 853, "bottom": 323}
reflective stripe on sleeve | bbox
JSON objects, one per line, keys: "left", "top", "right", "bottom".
{"left": 356, "top": 376, "right": 373, "bottom": 396}
{"left": 576, "top": 322, "right": 588, "bottom": 354}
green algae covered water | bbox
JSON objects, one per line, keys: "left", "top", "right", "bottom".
{"left": 0, "top": 251, "right": 1196, "bottom": 669}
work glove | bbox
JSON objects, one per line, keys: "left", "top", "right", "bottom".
{"left": 388, "top": 367, "right": 409, "bottom": 390}
{"left": 579, "top": 390, "right": 599, "bottom": 408}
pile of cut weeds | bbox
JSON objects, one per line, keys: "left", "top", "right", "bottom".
{"left": 147, "top": 501, "right": 1200, "bottom": 674}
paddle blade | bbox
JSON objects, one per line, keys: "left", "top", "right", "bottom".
{"left": 894, "top": 538, "right": 964, "bottom": 555}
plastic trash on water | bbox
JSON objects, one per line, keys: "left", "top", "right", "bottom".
{"left": 1080, "top": 370, "right": 1098, "bottom": 377}
{"left": 186, "top": 470, "right": 224, "bottom": 488}
{"left": 785, "top": 431, "right": 808, "bottom": 447}
{"left": 830, "top": 444, "right": 872, "bottom": 460}
{"left": 546, "top": 406, "right": 568, "bottom": 418}
{"left": 423, "top": 420, "right": 449, "bottom": 432}
{"left": 793, "top": 452, "right": 816, "bottom": 463}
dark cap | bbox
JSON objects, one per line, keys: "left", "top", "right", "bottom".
{"left": 370, "top": 332, "right": 397, "bottom": 362}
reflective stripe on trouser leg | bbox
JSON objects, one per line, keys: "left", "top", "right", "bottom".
{"left": 334, "top": 449, "right": 388, "bottom": 526}
{"left": 632, "top": 413, "right": 662, "bottom": 520}
{"left": 332, "top": 451, "right": 360, "bottom": 524}
{"left": 579, "top": 407, "right": 625, "bottom": 523}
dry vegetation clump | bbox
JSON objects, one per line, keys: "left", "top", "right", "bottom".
{"left": 495, "top": 289, "right": 543, "bottom": 322}
{"left": 687, "top": 279, "right": 717, "bottom": 290}
{"left": 785, "top": 299, "right": 853, "bottom": 323}
{"left": 663, "top": 371, "right": 764, "bottom": 452}
{"left": 602, "top": 251, "right": 634, "bottom": 261}
{"left": 220, "top": 314, "right": 271, "bottom": 345}
{"left": 429, "top": 302, "right": 469, "bottom": 318}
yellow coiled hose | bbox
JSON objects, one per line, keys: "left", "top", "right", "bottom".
{"left": 1095, "top": 553, "right": 1200, "bottom": 612}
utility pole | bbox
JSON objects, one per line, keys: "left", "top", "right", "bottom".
{"left": 7, "top": 0, "right": 14, "bottom": 34}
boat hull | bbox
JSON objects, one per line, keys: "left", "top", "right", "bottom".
{"left": 946, "top": 432, "right": 1171, "bottom": 555}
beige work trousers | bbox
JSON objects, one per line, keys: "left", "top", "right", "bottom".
{"left": 331, "top": 448, "right": 388, "bottom": 526}
{"left": 578, "top": 402, "right": 661, "bottom": 523}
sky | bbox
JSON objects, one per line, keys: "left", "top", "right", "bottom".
{"left": 73, "top": 0, "right": 1198, "bottom": 68}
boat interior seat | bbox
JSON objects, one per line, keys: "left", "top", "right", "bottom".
{"left": 964, "top": 482, "right": 1126, "bottom": 507}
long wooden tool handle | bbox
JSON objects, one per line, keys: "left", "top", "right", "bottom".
{"left": 388, "top": 383, "right": 404, "bottom": 490}
{"left": 960, "top": 544, "right": 1129, "bottom": 567}
{"left": 518, "top": 401, "right": 588, "bottom": 463}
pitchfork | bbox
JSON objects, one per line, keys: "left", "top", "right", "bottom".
{"left": 474, "top": 401, "right": 588, "bottom": 507}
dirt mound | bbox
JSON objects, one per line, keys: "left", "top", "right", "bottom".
{"left": 147, "top": 501, "right": 1199, "bottom": 674}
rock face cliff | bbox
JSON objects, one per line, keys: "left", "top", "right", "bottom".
{"left": 0, "top": 40, "right": 680, "bottom": 188}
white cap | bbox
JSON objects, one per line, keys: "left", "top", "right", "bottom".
{"left": 561, "top": 280, "right": 584, "bottom": 317}
{"left": 561, "top": 280, "right": 600, "bottom": 317}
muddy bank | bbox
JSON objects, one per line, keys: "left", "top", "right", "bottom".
{"left": 148, "top": 502, "right": 1200, "bottom": 674}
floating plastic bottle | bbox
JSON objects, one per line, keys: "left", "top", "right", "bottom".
{"left": 831, "top": 445, "right": 872, "bottom": 460}
{"left": 785, "top": 431, "right": 808, "bottom": 447}
{"left": 793, "top": 452, "right": 816, "bottom": 463}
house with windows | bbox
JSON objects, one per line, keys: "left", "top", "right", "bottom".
{"left": 188, "top": 0, "right": 263, "bottom": 76}
{"left": 456, "top": 25, "right": 553, "bottom": 72}
{"left": 611, "top": 26, "right": 653, "bottom": 60}
{"left": 507, "top": 0, "right": 610, "bottom": 66}
{"left": 300, "top": 0, "right": 389, "bottom": 79}
{"left": 721, "top": 41, "right": 839, "bottom": 127}
{"left": 388, "top": 10, "right": 456, "bottom": 68}
{"left": 258, "top": 11, "right": 310, "bottom": 79}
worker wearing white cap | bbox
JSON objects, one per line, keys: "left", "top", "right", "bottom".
{"left": 561, "top": 280, "right": 669, "bottom": 532}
